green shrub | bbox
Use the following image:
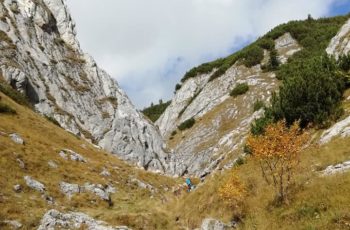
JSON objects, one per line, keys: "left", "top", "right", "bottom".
{"left": 178, "top": 117, "right": 195, "bottom": 131}
{"left": 45, "top": 115, "right": 61, "bottom": 127}
{"left": 258, "top": 38, "right": 275, "bottom": 50}
{"left": 253, "top": 100, "right": 265, "bottom": 112}
{"left": 250, "top": 115, "right": 273, "bottom": 136}
{"left": 142, "top": 100, "right": 171, "bottom": 122}
{"left": 267, "top": 48, "right": 280, "bottom": 71}
{"left": 175, "top": 83, "right": 182, "bottom": 92}
{"left": 171, "top": 130, "right": 177, "bottom": 136}
{"left": 0, "top": 102, "right": 16, "bottom": 114}
{"left": 235, "top": 157, "right": 245, "bottom": 166}
{"left": 270, "top": 55, "right": 345, "bottom": 128}
{"left": 230, "top": 83, "right": 249, "bottom": 97}
{"left": 242, "top": 45, "right": 264, "bottom": 67}
{"left": 0, "top": 82, "right": 31, "bottom": 108}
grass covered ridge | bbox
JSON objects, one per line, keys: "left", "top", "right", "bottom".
{"left": 177, "top": 14, "right": 349, "bottom": 87}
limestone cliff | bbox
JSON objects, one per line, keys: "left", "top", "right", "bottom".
{"left": 0, "top": 0, "right": 171, "bottom": 173}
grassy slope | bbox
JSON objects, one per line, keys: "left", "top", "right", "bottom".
{"left": 0, "top": 91, "right": 181, "bottom": 229}
{"left": 167, "top": 92, "right": 350, "bottom": 229}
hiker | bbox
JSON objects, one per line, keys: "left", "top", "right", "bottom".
{"left": 185, "top": 178, "right": 193, "bottom": 192}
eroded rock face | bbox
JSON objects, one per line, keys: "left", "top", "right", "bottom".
{"left": 157, "top": 33, "right": 301, "bottom": 176}
{"left": 319, "top": 116, "right": 350, "bottom": 144}
{"left": 322, "top": 160, "right": 350, "bottom": 176}
{"left": 0, "top": 0, "right": 170, "bottom": 173}
{"left": 38, "top": 209, "right": 130, "bottom": 230}
{"left": 327, "top": 18, "right": 350, "bottom": 57}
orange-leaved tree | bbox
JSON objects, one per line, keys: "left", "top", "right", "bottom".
{"left": 219, "top": 171, "right": 247, "bottom": 208}
{"left": 247, "top": 120, "right": 308, "bottom": 203}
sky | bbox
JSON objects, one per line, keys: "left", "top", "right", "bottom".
{"left": 66, "top": 0, "right": 350, "bottom": 109}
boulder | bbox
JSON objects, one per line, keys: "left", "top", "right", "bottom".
{"left": 322, "top": 160, "right": 350, "bottom": 176}
{"left": 38, "top": 209, "right": 130, "bottom": 230}
{"left": 59, "top": 181, "right": 80, "bottom": 199}
{"left": 9, "top": 133, "right": 24, "bottom": 145}
{"left": 2, "top": 220, "right": 22, "bottom": 229}
{"left": 24, "top": 176, "right": 46, "bottom": 193}
{"left": 48, "top": 160, "right": 58, "bottom": 168}
{"left": 201, "top": 218, "right": 232, "bottom": 230}
{"left": 59, "top": 149, "right": 87, "bottom": 162}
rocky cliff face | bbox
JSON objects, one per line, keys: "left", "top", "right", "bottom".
{"left": 157, "top": 33, "right": 301, "bottom": 176}
{"left": 321, "top": 18, "right": 350, "bottom": 144}
{"left": 0, "top": 0, "right": 171, "bottom": 173}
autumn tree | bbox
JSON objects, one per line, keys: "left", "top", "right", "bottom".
{"left": 247, "top": 120, "right": 308, "bottom": 203}
{"left": 219, "top": 171, "right": 247, "bottom": 208}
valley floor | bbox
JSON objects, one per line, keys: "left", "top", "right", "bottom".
{"left": 1, "top": 91, "right": 350, "bottom": 230}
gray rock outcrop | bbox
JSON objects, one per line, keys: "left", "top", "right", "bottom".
{"left": 24, "top": 176, "right": 45, "bottom": 193}
{"left": 319, "top": 115, "right": 350, "bottom": 144}
{"left": 0, "top": 0, "right": 170, "bottom": 173}
{"left": 59, "top": 149, "right": 86, "bottom": 162}
{"left": 322, "top": 160, "right": 350, "bottom": 176}
{"left": 156, "top": 33, "right": 300, "bottom": 176}
{"left": 59, "top": 181, "right": 116, "bottom": 201}
{"left": 2, "top": 220, "right": 22, "bottom": 229}
{"left": 200, "top": 218, "right": 232, "bottom": 230}
{"left": 9, "top": 133, "right": 24, "bottom": 145}
{"left": 327, "top": 18, "right": 350, "bottom": 58}
{"left": 38, "top": 209, "right": 130, "bottom": 230}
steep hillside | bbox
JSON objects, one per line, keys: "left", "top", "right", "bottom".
{"left": 0, "top": 89, "right": 181, "bottom": 229}
{"left": 157, "top": 15, "right": 350, "bottom": 177}
{"left": 0, "top": 0, "right": 172, "bottom": 173}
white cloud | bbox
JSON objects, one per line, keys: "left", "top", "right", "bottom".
{"left": 66, "top": 0, "right": 337, "bottom": 108}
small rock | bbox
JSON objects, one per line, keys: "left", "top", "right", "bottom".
{"left": 48, "top": 160, "right": 58, "bottom": 168}
{"left": 59, "top": 151, "right": 68, "bottom": 160}
{"left": 16, "top": 158, "right": 25, "bottom": 169}
{"left": 100, "top": 167, "right": 111, "bottom": 177}
{"left": 59, "top": 181, "right": 80, "bottom": 198}
{"left": 59, "top": 149, "right": 86, "bottom": 162}
{"left": 130, "top": 177, "right": 157, "bottom": 193}
{"left": 83, "top": 183, "right": 115, "bottom": 201}
{"left": 42, "top": 195, "right": 55, "bottom": 205}
{"left": 0, "top": 131, "right": 7, "bottom": 136}
{"left": 24, "top": 176, "right": 46, "bottom": 193}
{"left": 201, "top": 218, "right": 231, "bottom": 230}
{"left": 3, "top": 220, "right": 22, "bottom": 229}
{"left": 13, "top": 184, "right": 22, "bottom": 193}
{"left": 9, "top": 133, "right": 24, "bottom": 145}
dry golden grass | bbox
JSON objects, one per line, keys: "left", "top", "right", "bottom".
{"left": 0, "top": 92, "right": 180, "bottom": 229}
{"left": 165, "top": 133, "right": 350, "bottom": 230}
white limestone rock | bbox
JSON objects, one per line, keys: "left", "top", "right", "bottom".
{"left": 2, "top": 220, "right": 22, "bottom": 229}
{"left": 13, "top": 184, "right": 22, "bottom": 193}
{"left": 9, "top": 133, "right": 24, "bottom": 145}
{"left": 130, "top": 177, "right": 157, "bottom": 193}
{"left": 200, "top": 218, "right": 232, "bottom": 230}
{"left": 327, "top": 18, "right": 350, "bottom": 57}
{"left": 100, "top": 167, "right": 111, "bottom": 177}
{"left": 24, "top": 176, "right": 46, "bottom": 193}
{"left": 322, "top": 160, "right": 350, "bottom": 176}
{"left": 48, "top": 160, "right": 58, "bottom": 168}
{"left": 59, "top": 181, "right": 80, "bottom": 199}
{"left": 82, "top": 183, "right": 115, "bottom": 201}
{"left": 38, "top": 209, "right": 130, "bottom": 230}
{"left": 319, "top": 116, "right": 350, "bottom": 144}
{"left": 59, "top": 149, "right": 86, "bottom": 162}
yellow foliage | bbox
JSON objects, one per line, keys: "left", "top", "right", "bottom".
{"left": 247, "top": 120, "right": 309, "bottom": 202}
{"left": 219, "top": 171, "right": 247, "bottom": 207}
